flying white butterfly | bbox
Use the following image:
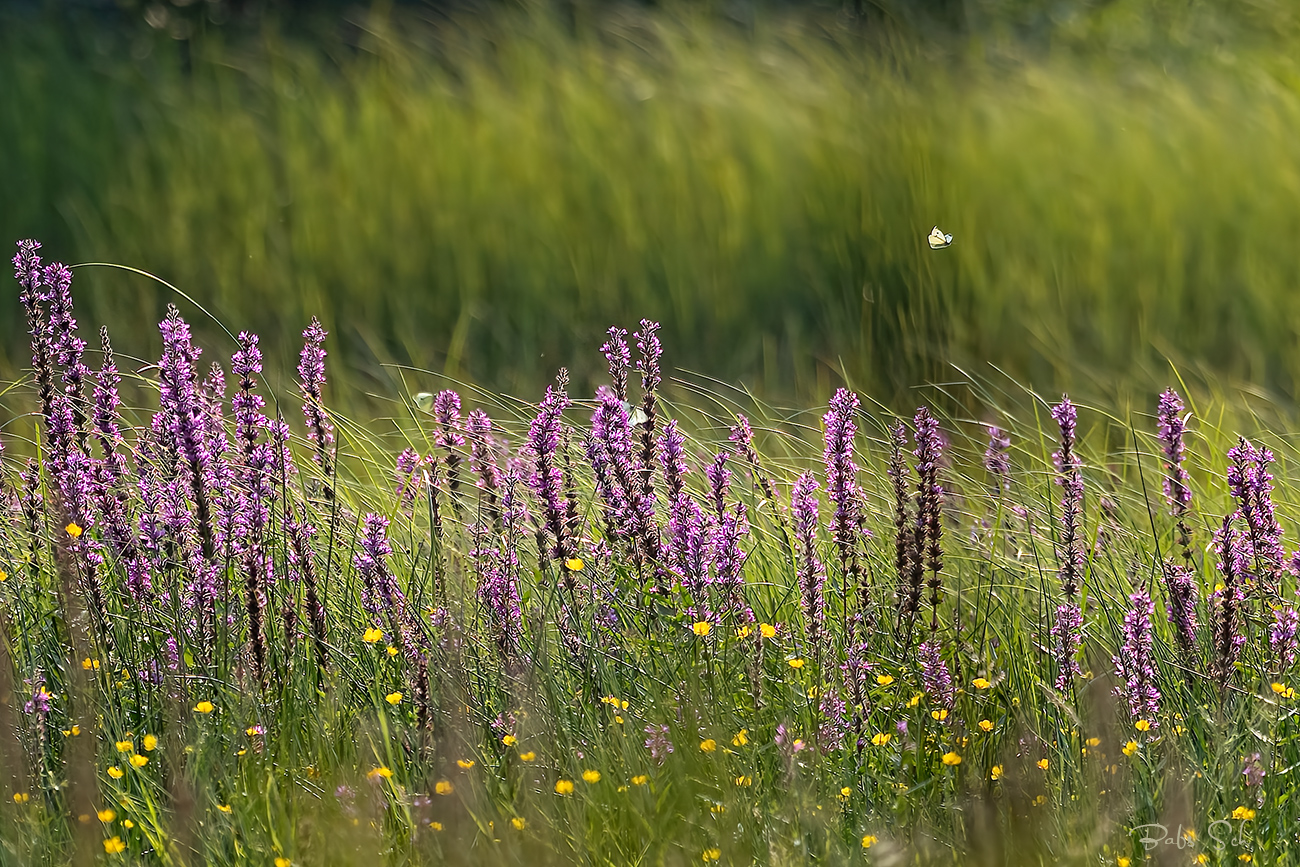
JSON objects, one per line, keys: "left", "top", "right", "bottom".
{"left": 928, "top": 226, "right": 953, "bottom": 249}
{"left": 621, "top": 399, "right": 650, "bottom": 427}
{"left": 414, "top": 392, "right": 435, "bottom": 412}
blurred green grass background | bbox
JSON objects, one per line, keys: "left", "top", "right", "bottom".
{"left": 6, "top": 0, "right": 1300, "bottom": 409}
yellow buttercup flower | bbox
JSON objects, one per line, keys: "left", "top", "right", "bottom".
{"left": 632, "top": 775, "right": 648, "bottom": 785}
{"left": 787, "top": 658, "right": 805, "bottom": 669}
{"left": 107, "top": 766, "right": 124, "bottom": 779}
{"left": 12, "top": 793, "right": 29, "bottom": 804}
{"left": 368, "top": 766, "right": 394, "bottom": 780}
{"left": 732, "top": 729, "right": 749, "bottom": 746}
{"left": 693, "top": 621, "right": 712, "bottom": 636}
{"left": 759, "top": 623, "right": 776, "bottom": 639}
{"left": 216, "top": 804, "right": 232, "bottom": 813}
{"left": 734, "top": 775, "right": 751, "bottom": 786}
{"left": 362, "top": 628, "right": 383, "bottom": 644}
{"left": 876, "top": 674, "right": 894, "bottom": 686}
{"left": 456, "top": 759, "right": 475, "bottom": 769}
{"left": 700, "top": 739, "right": 717, "bottom": 752}
{"left": 435, "top": 780, "right": 453, "bottom": 795}
{"left": 429, "top": 821, "right": 443, "bottom": 831}
{"left": 702, "top": 848, "right": 721, "bottom": 862}
{"left": 1232, "top": 805, "right": 1256, "bottom": 821}
{"left": 194, "top": 701, "right": 215, "bottom": 714}
{"left": 554, "top": 779, "right": 575, "bottom": 794}
{"left": 1271, "top": 682, "right": 1296, "bottom": 699}
{"left": 511, "top": 817, "right": 525, "bottom": 830}
{"left": 736, "top": 626, "right": 752, "bottom": 639}
{"left": 978, "top": 719, "right": 994, "bottom": 732}
{"left": 871, "top": 732, "right": 892, "bottom": 746}
{"left": 862, "top": 835, "right": 879, "bottom": 849}
{"left": 519, "top": 751, "right": 536, "bottom": 762}
{"left": 565, "top": 557, "right": 584, "bottom": 572}
{"left": 582, "top": 770, "right": 601, "bottom": 783}
{"left": 972, "top": 677, "right": 991, "bottom": 689}
{"left": 97, "top": 808, "right": 115, "bottom": 822}
{"left": 941, "top": 751, "right": 962, "bottom": 766}
{"left": 276, "top": 859, "right": 292, "bottom": 867}
{"left": 907, "top": 693, "right": 922, "bottom": 708}
{"left": 143, "top": 734, "right": 158, "bottom": 751}
{"left": 990, "top": 765, "right": 1003, "bottom": 780}
{"left": 66, "top": 522, "right": 83, "bottom": 538}
{"left": 103, "top": 837, "right": 125, "bottom": 854}
{"left": 931, "top": 709, "right": 948, "bottom": 721}
{"left": 82, "top": 658, "right": 100, "bottom": 670}
{"left": 386, "top": 692, "right": 403, "bottom": 705}
{"left": 1036, "top": 759, "right": 1048, "bottom": 770}
{"left": 1086, "top": 737, "right": 1101, "bottom": 748}
{"left": 1122, "top": 741, "right": 1138, "bottom": 757}
{"left": 115, "top": 740, "right": 133, "bottom": 753}
{"left": 129, "top": 754, "right": 148, "bottom": 768}
{"left": 386, "top": 646, "right": 399, "bottom": 657}
{"left": 839, "top": 786, "right": 852, "bottom": 801}
{"left": 1117, "top": 858, "right": 1131, "bottom": 867}
{"left": 503, "top": 735, "right": 517, "bottom": 746}
{"left": 122, "top": 820, "right": 134, "bottom": 829}
{"left": 1134, "top": 719, "right": 1151, "bottom": 732}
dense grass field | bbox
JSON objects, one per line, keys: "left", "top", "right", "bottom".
{"left": 7, "top": 236, "right": 1300, "bottom": 866}
{"left": 6, "top": 1, "right": 1300, "bottom": 407}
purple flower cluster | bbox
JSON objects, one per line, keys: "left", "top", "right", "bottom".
{"left": 983, "top": 425, "right": 1011, "bottom": 488}
{"left": 1227, "top": 436, "right": 1286, "bottom": 591}
{"left": 823, "top": 388, "right": 862, "bottom": 616}
{"left": 299, "top": 318, "right": 335, "bottom": 481}
{"left": 917, "top": 640, "right": 954, "bottom": 714}
{"left": 1113, "top": 588, "right": 1161, "bottom": 725}
{"left": 792, "top": 473, "right": 826, "bottom": 651}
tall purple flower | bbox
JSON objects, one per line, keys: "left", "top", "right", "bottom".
{"left": 159, "top": 306, "right": 217, "bottom": 562}
{"left": 466, "top": 408, "right": 504, "bottom": 529}
{"left": 356, "top": 513, "right": 411, "bottom": 651}
{"left": 432, "top": 390, "right": 466, "bottom": 508}
{"left": 1050, "top": 602, "right": 1084, "bottom": 692}
{"left": 984, "top": 425, "right": 1010, "bottom": 489}
{"left": 395, "top": 448, "right": 424, "bottom": 516}
{"left": 913, "top": 407, "right": 944, "bottom": 631}
{"left": 1227, "top": 437, "right": 1285, "bottom": 592}
{"left": 890, "top": 421, "right": 917, "bottom": 627}
{"left": 792, "top": 472, "right": 826, "bottom": 652}
{"left": 601, "top": 327, "right": 631, "bottom": 403}
{"left": 1164, "top": 563, "right": 1199, "bottom": 664}
{"left": 1156, "top": 390, "right": 1192, "bottom": 524}
{"left": 917, "top": 640, "right": 954, "bottom": 715}
{"left": 823, "top": 388, "right": 861, "bottom": 618}
{"left": 668, "top": 493, "right": 711, "bottom": 615}
{"left": 527, "top": 386, "right": 571, "bottom": 568}
{"left": 299, "top": 317, "right": 335, "bottom": 485}
{"left": 706, "top": 452, "right": 732, "bottom": 521}
{"left": 1213, "top": 514, "right": 1247, "bottom": 690}
{"left": 1113, "top": 588, "right": 1161, "bottom": 725}
{"left": 712, "top": 502, "right": 749, "bottom": 622}
{"left": 1271, "top": 605, "right": 1299, "bottom": 671}
{"left": 658, "top": 420, "right": 687, "bottom": 507}
{"left": 729, "top": 414, "right": 787, "bottom": 536}
{"left": 633, "top": 319, "right": 662, "bottom": 508}
{"left": 1052, "top": 396, "right": 1085, "bottom": 599}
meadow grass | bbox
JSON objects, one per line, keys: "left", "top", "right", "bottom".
{"left": 6, "top": 238, "right": 1300, "bottom": 865}
{"left": 6, "top": 2, "right": 1300, "bottom": 408}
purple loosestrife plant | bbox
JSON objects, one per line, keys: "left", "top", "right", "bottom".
{"left": 356, "top": 513, "right": 412, "bottom": 653}
{"left": 527, "top": 386, "right": 571, "bottom": 570}
{"left": 889, "top": 421, "right": 918, "bottom": 632}
{"left": 432, "top": 390, "right": 466, "bottom": 509}
{"left": 729, "top": 414, "right": 787, "bottom": 537}
{"left": 158, "top": 306, "right": 217, "bottom": 562}
{"left": 1227, "top": 437, "right": 1286, "bottom": 594}
{"left": 1157, "top": 389, "right": 1194, "bottom": 561}
{"left": 792, "top": 473, "right": 827, "bottom": 656}
{"left": 1050, "top": 396, "right": 1085, "bottom": 691}
{"left": 601, "top": 327, "right": 631, "bottom": 403}
{"left": 917, "top": 640, "right": 955, "bottom": 715}
{"left": 1271, "top": 605, "right": 1299, "bottom": 671}
{"left": 1213, "top": 514, "right": 1247, "bottom": 691}
{"left": 1113, "top": 588, "right": 1161, "bottom": 725}
{"left": 984, "top": 425, "right": 1011, "bottom": 489}
{"left": 633, "top": 320, "right": 662, "bottom": 507}
{"left": 44, "top": 261, "right": 92, "bottom": 455}
{"left": 299, "top": 318, "right": 335, "bottom": 490}
{"left": 1164, "top": 563, "right": 1199, "bottom": 665}
{"left": 658, "top": 420, "right": 687, "bottom": 507}
{"left": 823, "top": 388, "right": 862, "bottom": 624}
{"left": 706, "top": 451, "right": 732, "bottom": 522}
{"left": 668, "top": 493, "right": 711, "bottom": 616}
{"left": 14, "top": 241, "right": 57, "bottom": 435}
{"left": 712, "top": 502, "right": 749, "bottom": 623}
{"left": 913, "top": 407, "right": 945, "bottom": 632}
{"left": 396, "top": 448, "right": 423, "bottom": 518}
{"left": 466, "top": 409, "right": 505, "bottom": 530}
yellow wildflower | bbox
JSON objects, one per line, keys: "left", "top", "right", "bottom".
{"left": 276, "top": 859, "right": 292, "bottom": 867}
{"left": 115, "top": 740, "right": 133, "bottom": 753}
{"left": 941, "top": 751, "right": 962, "bottom": 766}
{"left": 128, "top": 754, "right": 148, "bottom": 768}
{"left": 554, "top": 779, "right": 575, "bottom": 795}
{"left": 759, "top": 623, "right": 776, "bottom": 639}
{"left": 457, "top": 759, "right": 475, "bottom": 769}
{"left": 386, "top": 692, "right": 403, "bottom": 705}
{"left": 503, "top": 735, "right": 517, "bottom": 746}
{"left": 839, "top": 786, "right": 852, "bottom": 800}
{"left": 787, "top": 658, "right": 805, "bottom": 669}
{"left": 862, "top": 835, "right": 879, "bottom": 849}
{"left": 12, "top": 793, "right": 29, "bottom": 804}
{"left": 66, "top": 523, "right": 83, "bottom": 538}
{"left": 736, "top": 625, "right": 752, "bottom": 639}
{"left": 1037, "top": 759, "right": 1049, "bottom": 770}
{"left": 103, "top": 837, "right": 125, "bottom": 854}
{"left": 907, "top": 693, "right": 922, "bottom": 708}
{"left": 107, "top": 767, "right": 124, "bottom": 779}
{"left": 362, "top": 628, "right": 383, "bottom": 644}
{"left": 700, "top": 739, "right": 717, "bottom": 752}
{"left": 1117, "top": 858, "right": 1131, "bottom": 867}
{"left": 435, "top": 780, "right": 453, "bottom": 795}
{"left": 972, "top": 677, "right": 991, "bottom": 689}
{"left": 194, "top": 701, "right": 215, "bottom": 714}
{"left": 565, "top": 557, "right": 584, "bottom": 572}
{"left": 990, "top": 765, "right": 1003, "bottom": 781}
{"left": 702, "top": 848, "right": 721, "bottom": 862}
{"left": 693, "top": 621, "right": 712, "bottom": 636}
{"left": 876, "top": 674, "right": 894, "bottom": 686}
{"left": 1271, "top": 682, "right": 1296, "bottom": 699}
{"left": 82, "top": 658, "right": 100, "bottom": 671}
{"left": 143, "top": 734, "right": 158, "bottom": 751}
{"left": 216, "top": 804, "right": 232, "bottom": 813}
{"left": 1086, "top": 737, "right": 1101, "bottom": 747}
{"left": 732, "top": 729, "right": 749, "bottom": 746}
{"left": 931, "top": 709, "right": 948, "bottom": 721}
{"left": 871, "top": 732, "right": 892, "bottom": 746}
{"left": 1232, "top": 806, "right": 1256, "bottom": 821}
{"left": 632, "top": 775, "right": 648, "bottom": 785}
{"left": 519, "top": 751, "right": 536, "bottom": 762}
{"left": 582, "top": 770, "right": 601, "bottom": 783}
{"left": 122, "top": 820, "right": 134, "bottom": 829}
{"left": 1122, "top": 741, "right": 1138, "bottom": 757}
{"left": 978, "top": 719, "right": 994, "bottom": 732}
{"left": 1134, "top": 720, "right": 1151, "bottom": 732}
{"left": 429, "top": 821, "right": 443, "bottom": 831}
{"left": 368, "top": 766, "right": 394, "bottom": 780}
{"left": 511, "top": 817, "right": 525, "bottom": 830}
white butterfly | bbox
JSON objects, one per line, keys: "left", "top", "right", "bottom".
{"left": 928, "top": 226, "right": 953, "bottom": 249}
{"left": 414, "top": 392, "right": 435, "bottom": 412}
{"left": 620, "top": 399, "right": 650, "bottom": 427}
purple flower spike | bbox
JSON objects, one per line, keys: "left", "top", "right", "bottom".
{"left": 299, "top": 317, "right": 335, "bottom": 482}
{"left": 792, "top": 472, "right": 826, "bottom": 652}
{"left": 918, "top": 640, "right": 954, "bottom": 714}
{"left": 658, "top": 420, "right": 687, "bottom": 506}
{"left": 601, "top": 327, "right": 631, "bottom": 402}
{"left": 528, "top": 385, "right": 570, "bottom": 565}
{"left": 1113, "top": 588, "right": 1161, "bottom": 725}
{"left": 822, "top": 388, "right": 861, "bottom": 615}
{"left": 984, "top": 425, "right": 1010, "bottom": 488}
{"left": 432, "top": 390, "right": 466, "bottom": 506}
{"left": 706, "top": 451, "right": 732, "bottom": 520}
{"left": 1051, "top": 396, "right": 1085, "bottom": 600}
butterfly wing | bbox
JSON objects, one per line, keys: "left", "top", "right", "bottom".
{"left": 928, "top": 226, "right": 952, "bottom": 249}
